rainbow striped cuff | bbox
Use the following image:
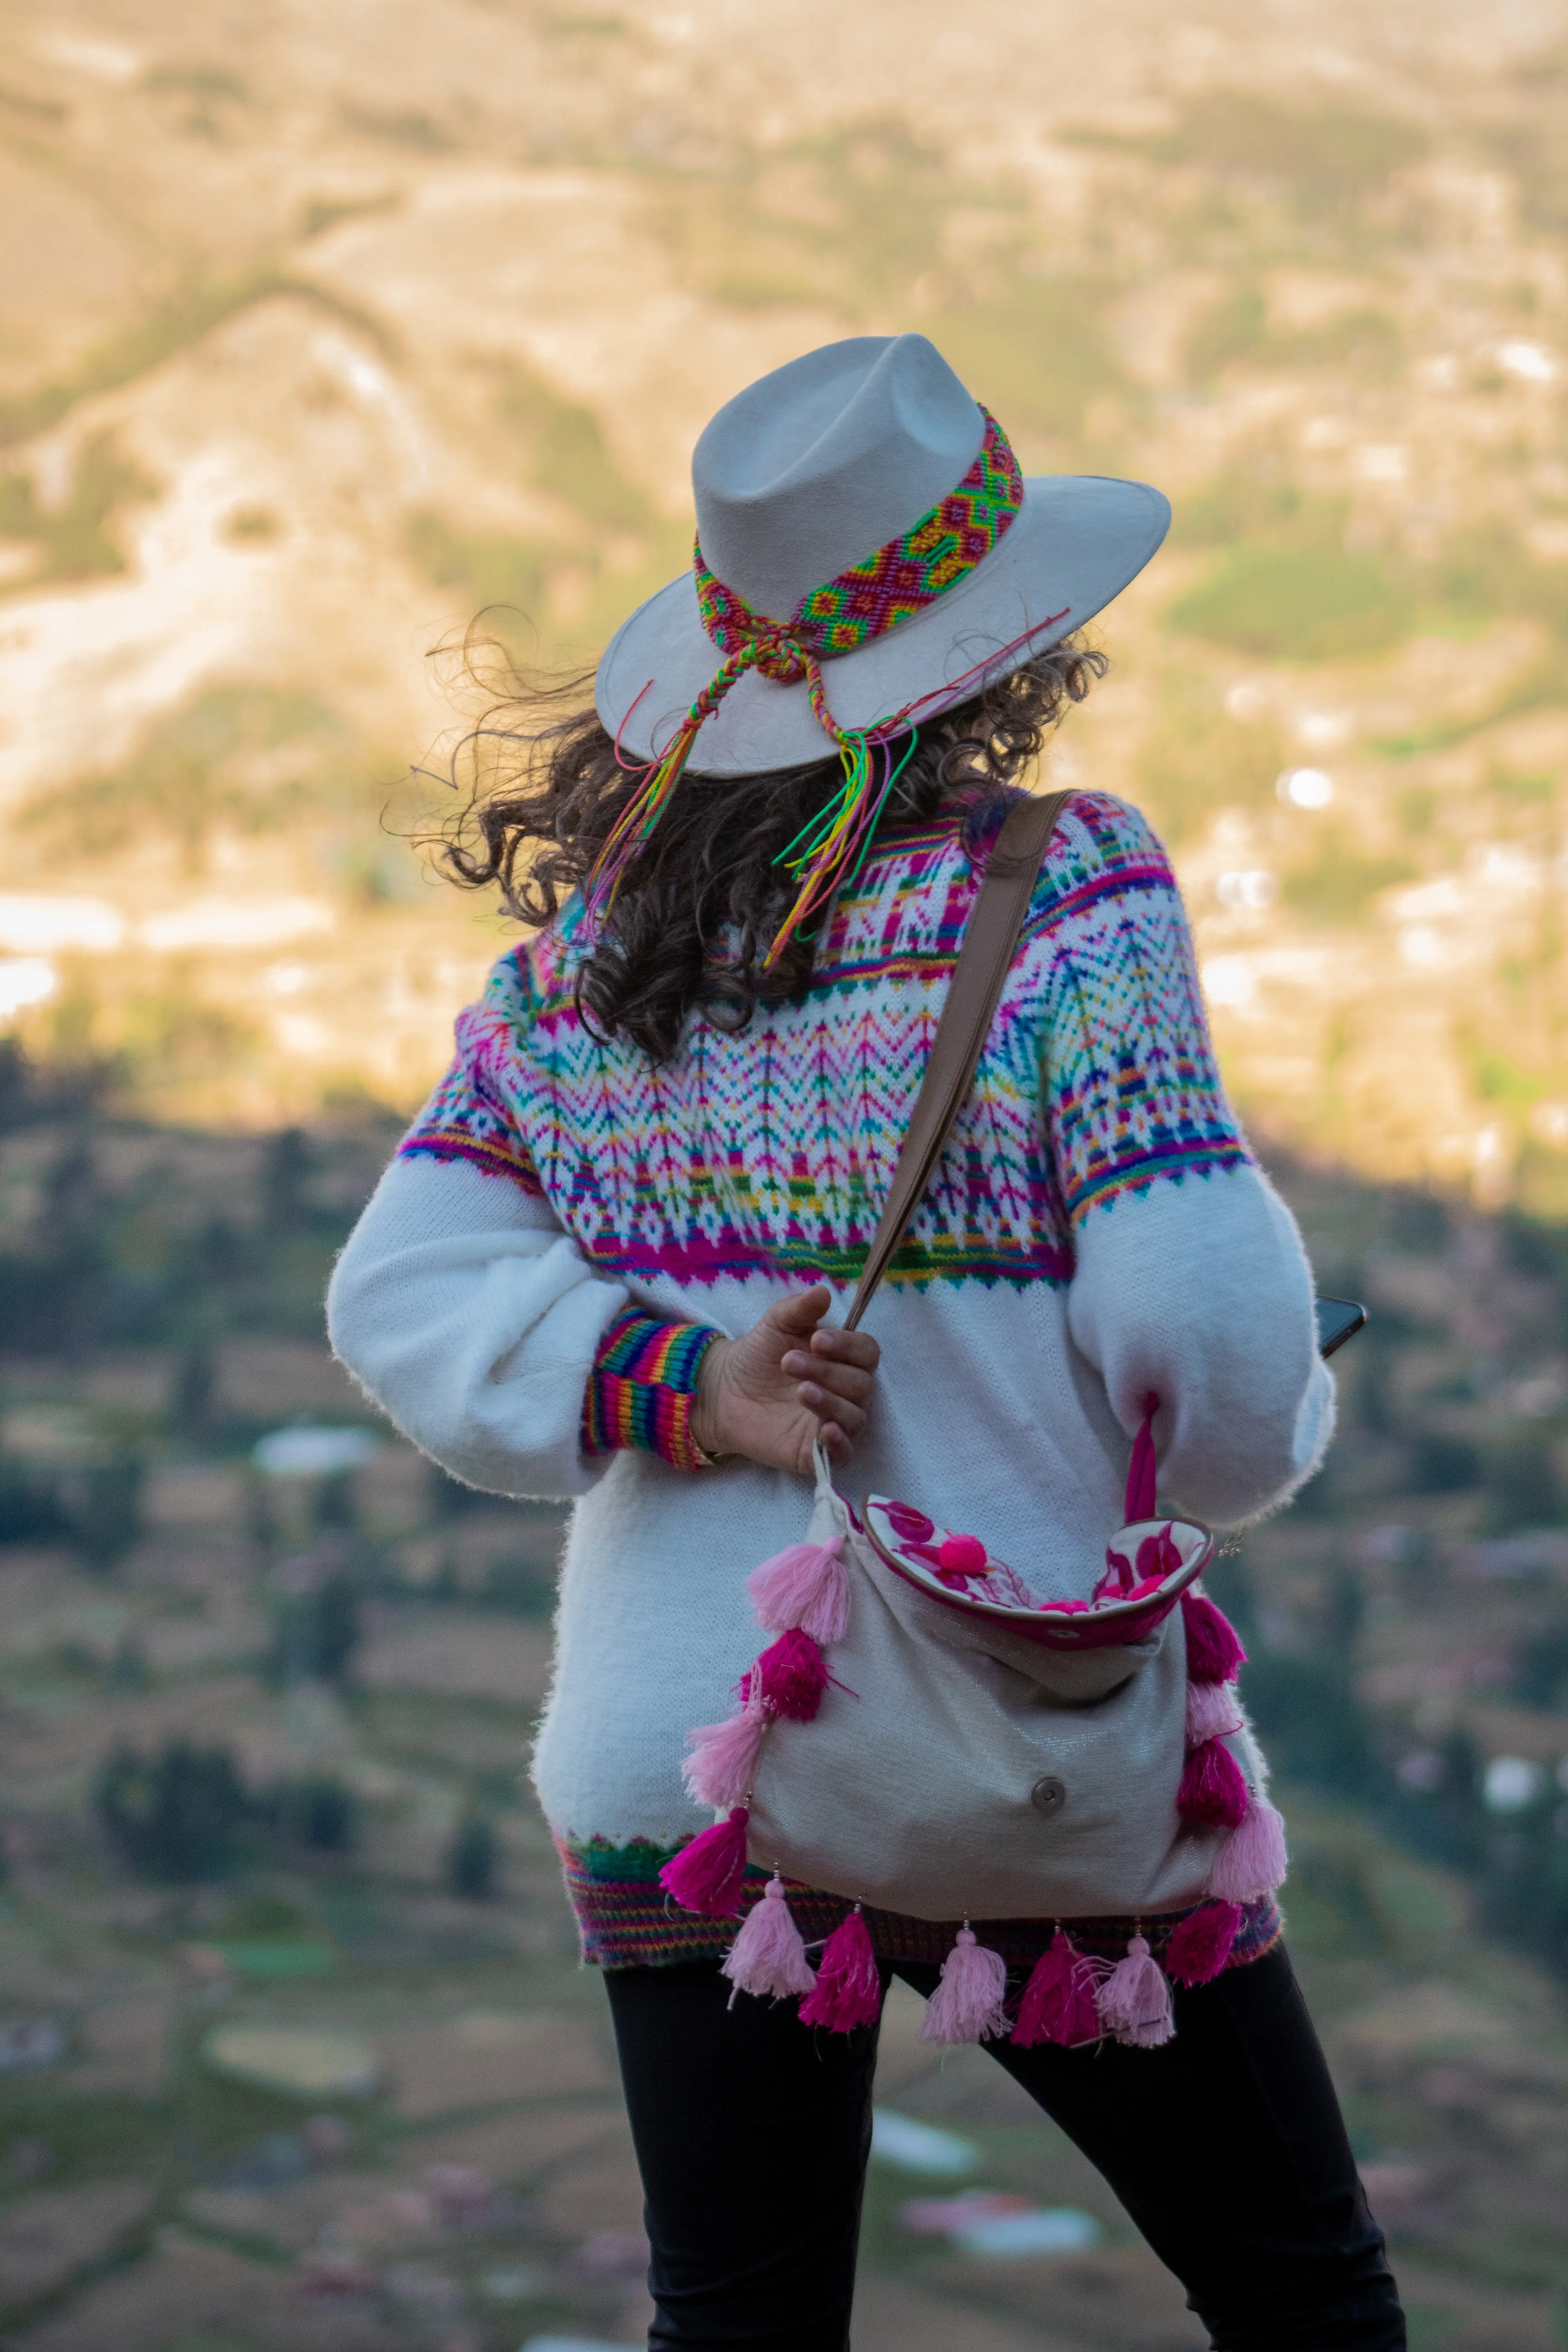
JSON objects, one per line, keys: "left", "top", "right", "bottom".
{"left": 583, "top": 1308, "right": 723, "bottom": 1473}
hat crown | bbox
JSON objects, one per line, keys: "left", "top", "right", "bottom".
{"left": 693, "top": 334, "right": 986, "bottom": 624}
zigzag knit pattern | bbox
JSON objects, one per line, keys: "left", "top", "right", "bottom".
{"left": 401, "top": 792, "right": 1250, "bottom": 1293}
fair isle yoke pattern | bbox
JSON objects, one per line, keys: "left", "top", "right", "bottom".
{"left": 400, "top": 792, "right": 1250, "bottom": 1293}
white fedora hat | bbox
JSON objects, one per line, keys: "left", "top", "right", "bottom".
{"left": 595, "top": 332, "right": 1170, "bottom": 779}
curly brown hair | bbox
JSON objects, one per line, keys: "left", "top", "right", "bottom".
{"left": 436, "top": 637, "right": 1107, "bottom": 1063}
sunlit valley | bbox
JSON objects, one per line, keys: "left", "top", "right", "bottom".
{"left": 6, "top": 4, "right": 1568, "bottom": 2348}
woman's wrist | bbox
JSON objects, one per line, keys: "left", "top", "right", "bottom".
{"left": 583, "top": 1310, "right": 727, "bottom": 1472}
{"left": 691, "top": 1337, "right": 734, "bottom": 1461}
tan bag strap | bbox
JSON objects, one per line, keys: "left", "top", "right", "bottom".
{"left": 843, "top": 789, "right": 1071, "bottom": 1333}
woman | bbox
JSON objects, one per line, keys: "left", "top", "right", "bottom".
{"left": 329, "top": 334, "right": 1404, "bottom": 2350}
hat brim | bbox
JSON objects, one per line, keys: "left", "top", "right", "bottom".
{"left": 595, "top": 473, "right": 1170, "bottom": 777}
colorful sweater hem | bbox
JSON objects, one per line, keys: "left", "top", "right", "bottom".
{"left": 558, "top": 1832, "right": 1282, "bottom": 1976}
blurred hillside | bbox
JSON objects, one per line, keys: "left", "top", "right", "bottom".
{"left": 0, "top": 1, "right": 1561, "bottom": 1199}
{"left": 8, "top": 1081, "right": 1568, "bottom": 2348}
{"left": 10, "top": 14, "right": 1568, "bottom": 2349}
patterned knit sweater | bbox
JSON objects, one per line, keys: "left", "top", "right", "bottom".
{"left": 327, "top": 790, "right": 1333, "bottom": 1967}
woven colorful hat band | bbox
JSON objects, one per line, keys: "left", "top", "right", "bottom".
{"left": 585, "top": 404, "right": 1065, "bottom": 965}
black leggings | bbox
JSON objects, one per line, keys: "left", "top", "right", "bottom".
{"left": 603, "top": 1944, "right": 1404, "bottom": 2351}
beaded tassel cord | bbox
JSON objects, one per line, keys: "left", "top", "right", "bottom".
{"left": 583, "top": 651, "right": 752, "bottom": 935}
{"left": 766, "top": 727, "right": 917, "bottom": 965}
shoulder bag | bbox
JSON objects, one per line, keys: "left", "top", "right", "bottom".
{"left": 660, "top": 792, "right": 1288, "bottom": 2043}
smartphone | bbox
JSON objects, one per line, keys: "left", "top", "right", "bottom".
{"left": 1316, "top": 1296, "right": 1367, "bottom": 1358}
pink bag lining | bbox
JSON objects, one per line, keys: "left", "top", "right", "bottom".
{"left": 858, "top": 1504, "right": 1211, "bottom": 1650}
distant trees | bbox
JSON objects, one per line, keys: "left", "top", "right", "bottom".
{"left": 95, "top": 1738, "right": 359, "bottom": 1879}
{"left": 169, "top": 1336, "right": 216, "bottom": 1444}
{"left": 0, "top": 1453, "right": 143, "bottom": 1565}
{"left": 1243, "top": 1647, "right": 1377, "bottom": 1798}
{"left": 257, "top": 1773, "right": 359, "bottom": 1855}
{"left": 261, "top": 1125, "right": 313, "bottom": 1235}
{"left": 445, "top": 1812, "right": 498, "bottom": 1901}
{"left": 0, "top": 1461, "right": 69, "bottom": 1545}
{"left": 1511, "top": 1619, "right": 1568, "bottom": 1713}
{"left": 95, "top": 1739, "right": 249, "bottom": 1881}
{"left": 265, "top": 1571, "right": 361, "bottom": 1686}
{"left": 70, "top": 1455, "right": 145, "bottom": 1568}
{"left": 1386, "top": 1729, "right": 1489, "bottom": 1876}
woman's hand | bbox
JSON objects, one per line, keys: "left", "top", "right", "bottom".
{"left": 691, "top": 1286, "right": 880, "bottom": 1476}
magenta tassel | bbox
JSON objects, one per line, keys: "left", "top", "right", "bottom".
{"left": 755, "top": 1627, "right": 830, "bottom": 1722}
{"left": 1165, "top": 1900, "right": 1243, "bottom": 1987}
{"left": 1011, "top": 1930, "right": 1102, "bottom": 2048}
{"left": 1177, "top": 1738, "right": 1251, "bottom": 1831}
{"left": 1095, "top": 1933, "right": 1175, "bottom": 2049}
{"left": 1207, "top": 1794, "right": 1289, "bottom": 1904}
{"left": 721, "top": 1873, "right": 815, "bottom": 2001}
{"left": 1186, "top": 1677, "right": 1243, "bottom": 1747}
{"left": 682, "top": 1688, "right": 769, "bottom": 1811}
{"left": 1181, "top": 1590, "right": 1246, "bottom": 1684}
{"left": 1123, "top": 1391, "right": 1159, "bottom": 1521}
{"left": 919, "top": 1925, "right": 1010, "bottom": 2046}
{"left": 659, "top": 1807, "right": 750, "bottom": 1918}
{"left": 798, "top": 1906, "right": 882, "bottom": 2032}
{"left": 747, "top": 1537, "right": 849, "bottom": 1644}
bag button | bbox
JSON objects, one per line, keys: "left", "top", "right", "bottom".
{"left": 1030, "top": 1775, "right": 1066, "bottom": 1817}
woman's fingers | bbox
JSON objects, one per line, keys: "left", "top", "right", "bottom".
{"left": 781, "top": 1311, "right": 875, "bottom": 1446}
{"left": 765, "top": 1286, "right": 834, "bottom": 1343}
{"left": 794, "top": 1379, "right": 867, "bottom": 1440}
{"left": 780, "top": 1350, "right": 873, "bottom": 1406}
{"left": 808, "top": 1324, "right": 880, "bottom": 1372}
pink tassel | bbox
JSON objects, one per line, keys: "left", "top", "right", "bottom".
{"left": 1095, "top": 1933, "right": 1175, "bottom": 2049}
{"left": 1124, "top": 1392, "right": 1159, "bottom": 1522}
{"left": 659, "top": 1807, "right": 750, "bottom": 1918}
{"left": 755, "top": 1628, "right": 830, "bottom": 1722}
{"left": 1207, "top": 1794, "right": 1289, "bottom": 1904}
{"left": 919, "top": 1925, "right": 1010, "bottom": 2046}
{"left": 721, "top": 1873, "right": 814, "bottom": 2001}
{"left": 682, "top": 1688, "right": 769, "bottom": 1811}
{"left": 1177, "top": 1738, "right": 1251, "bottom": 1831}
{"left": 1186, "top": 1677, "right": 1243, "bottom": 1747}
{"left": 1181, "top": 1590, "right": 1246, "bottom": 1684}
{"left": 1165, "top": 1900, "right": 1243, "bottom": 1987}
{"left": 747, "top": 1538, "right": 849, "bottom": 1644}
{"left": 1011, "top": 1929, "right": 1102, "bottom": 2048}
{"left": 798, "top": 1906, "right": 882, "bottom": 2032}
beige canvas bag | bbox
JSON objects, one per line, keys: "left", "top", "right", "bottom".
{"left": 659, "top": 794, "right": 1288, "bottom": 2044}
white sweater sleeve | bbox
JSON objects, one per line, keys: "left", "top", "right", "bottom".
{"left": 1035, "top": 794, "right": 1333, "bottom": 1526}
{"left": 1066, "top": 1166, "right": 1334, "bottom": 1527}
{"left": 326, "top": 1152, "right": 633, "bottom": 1502}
